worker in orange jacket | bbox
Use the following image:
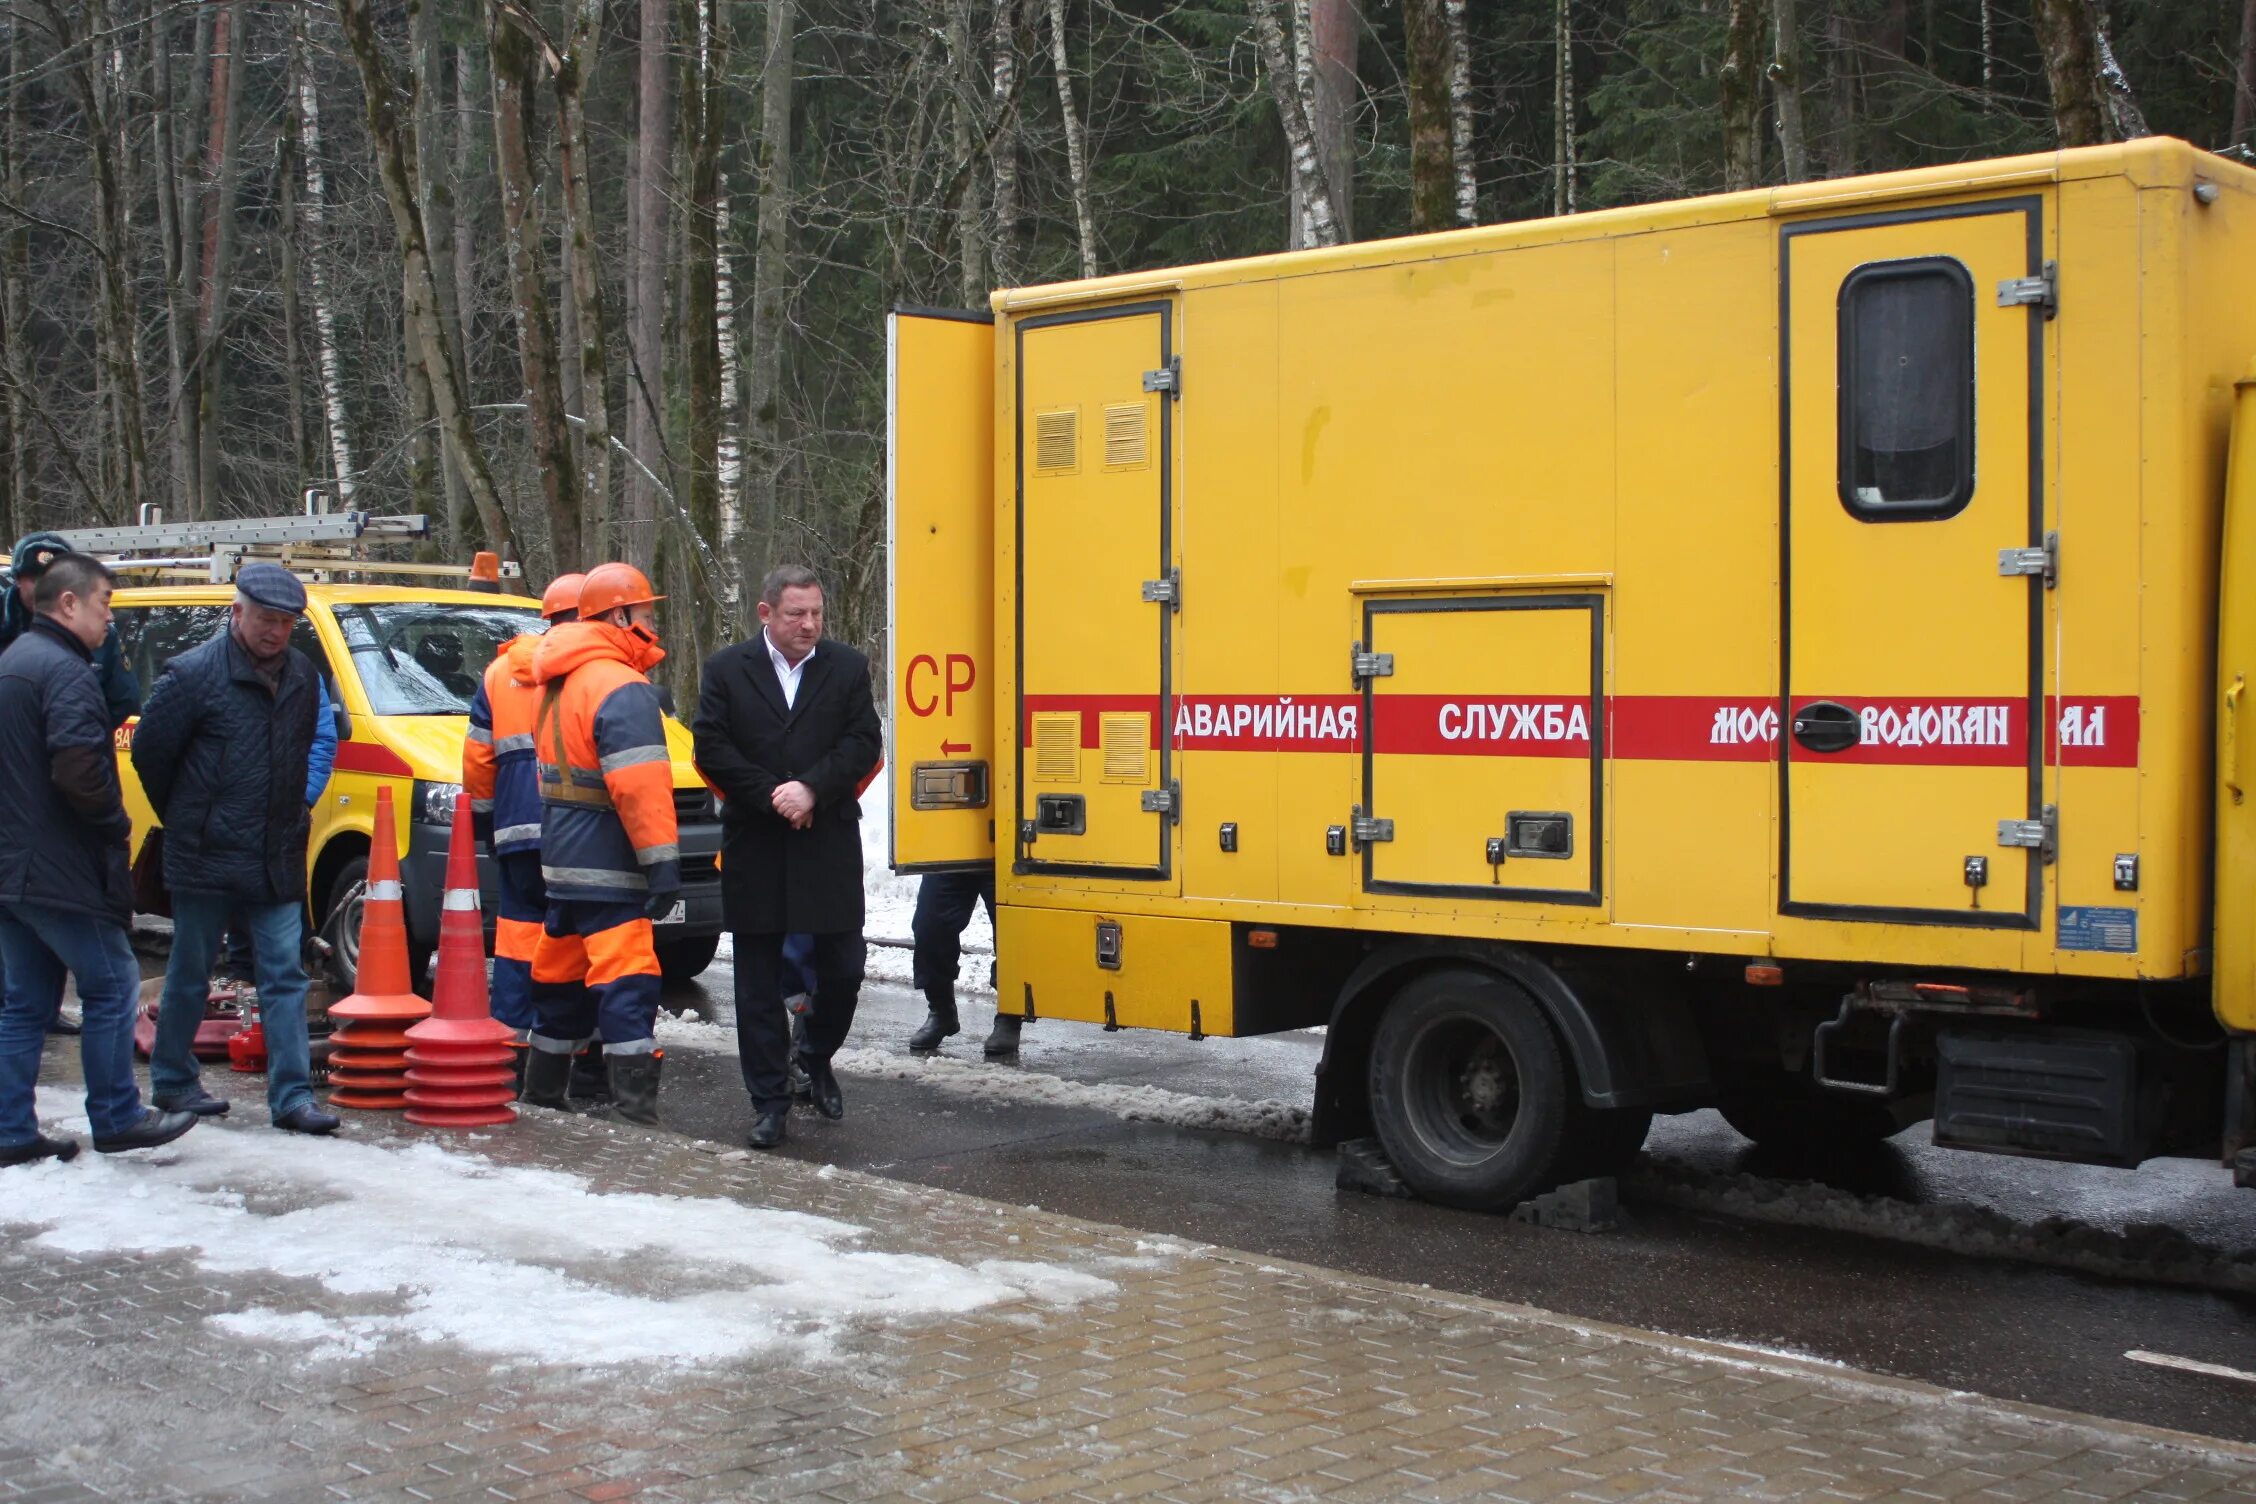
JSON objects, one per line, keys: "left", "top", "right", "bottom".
{"left": 524, "top": 563, "right": 679, "bottom": 1124}
{"left": 462, "top": 574, "right": 584, "bottom": 1088}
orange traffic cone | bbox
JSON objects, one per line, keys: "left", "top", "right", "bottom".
{"left": 328, "top": 786, "right": 432, "bottom": 1111}
{"left": 403, "top": 799, "right": 517, "bottom": 1128}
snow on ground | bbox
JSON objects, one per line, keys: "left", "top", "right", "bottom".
{"left": 2, "top": 1087, "right": 1117, "bottom": 1369}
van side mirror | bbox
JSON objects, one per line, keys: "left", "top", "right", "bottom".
{"left": 332, "top": 702, "right": 351, "bottom": 743}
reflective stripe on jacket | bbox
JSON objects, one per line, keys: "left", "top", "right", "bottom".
{"left": 530, "top": 620, "right": 679, "bottom": 901}
{"left": 463, "top": 635, "right": 545, "bottom": 856}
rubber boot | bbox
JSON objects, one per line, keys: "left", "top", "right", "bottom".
{"left": 607, "top": 1052, "right": 661, "bottom": 1127}
{"left": 568, "top": 1043, "right": 611, "bottom": 1103}
{"left": 983, "top": 1012, "right": 1023, "bottom": 1058}
{"left": 909, "top": 997, "right": 960, "bottom": 1053}
{"left": 521, "top": 1047, "right": 572, "bottom": 1109}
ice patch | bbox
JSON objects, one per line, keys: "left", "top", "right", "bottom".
{"left": 4, "top": 1087, "right": 1117, "bottom": 1368}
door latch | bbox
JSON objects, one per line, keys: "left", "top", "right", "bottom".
{"left": 1140, "top": 572, "right": 1181, "bottom": 609}
{"left": 1996, "top": 804, "right": 2058, "bottom": 863}
{"left": 1350, "top": 641, "right": 1394, "bottom": 683}
{"left": 1140, "top": 782, "right": 1180, "bottom": 821}
{"left": 1995, "top": 260, "right": 2058, "bottom": 318}
{"left": 1349, "top": 805, "right": 1394, "bottom": 850}
{"left": 1997, "top": 530, "right": 2059, "bottom": 588}
{"left": 1141, "top": 357, "right": 1181, "bottom": 398}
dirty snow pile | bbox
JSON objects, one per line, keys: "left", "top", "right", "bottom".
{"left": 0, "top": 1086, "right": 1117, "bottom": 1368}
{"left": 828, "top": 1047, "right": 1314, "bottom": 1143}
{"left": 1629, "top": 1153, "right": 2256, "bottom": 1296}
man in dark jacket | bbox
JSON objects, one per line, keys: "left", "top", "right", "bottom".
{"left": 693, "top": 565, "right": 882, "bottom": 1150}
{"left": 133, "top": 562, "right": 339, "bottom": 1136}
{"left": 0, "top": 553, "right": 195, "bottom": 1163}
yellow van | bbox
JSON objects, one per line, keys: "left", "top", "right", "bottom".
{"left": 109, "top": 583, "right": 725, "bottom": 986}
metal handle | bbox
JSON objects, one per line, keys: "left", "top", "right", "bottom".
{"left": 2228, "top": 675, "right": 2247, "bottom": 803}
{"left": 1790, "top": 700, "right": 1862, "bottom": 755}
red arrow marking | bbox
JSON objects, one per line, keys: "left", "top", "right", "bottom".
{"left": 940, "top": 741, "right": 971, "bottom": 755}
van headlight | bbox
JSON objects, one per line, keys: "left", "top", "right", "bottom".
{"left": 415, "top": 780, "right": 462, "bottom": 825}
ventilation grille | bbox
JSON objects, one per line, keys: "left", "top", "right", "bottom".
{"left": 1034, "top": 409, "right": 1079, "bottom": 473}
{"left": 1099, "top": 713, "right": 1150, "bottom": 783}
{"left": 1103, "top": 403, "right": 1150, "bottom": 470}
{"left": 1031, "top": 712, "right": 1081, "bottom": 781}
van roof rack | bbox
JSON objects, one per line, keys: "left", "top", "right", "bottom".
{"left": 49, "top": 502, "right": 521, "bottom": 588}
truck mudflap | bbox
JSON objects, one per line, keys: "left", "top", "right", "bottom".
{"left": 887, "top": 308, "right": 997, "bottom": 876}
{"left": 1310, "top": 940, "right": 1712, "bottom": 1147}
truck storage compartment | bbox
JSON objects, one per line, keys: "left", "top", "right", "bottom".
{"left": 1932, "top": 1028, "right": 2153, "bottom": 1167}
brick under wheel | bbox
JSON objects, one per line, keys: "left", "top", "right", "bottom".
{"left": 1366, "top": 968, "right": 1574, "bottom": 1212}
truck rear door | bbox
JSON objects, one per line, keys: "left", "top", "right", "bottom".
{"left": 888, "top": 309, "right": 997, "bottom": 874}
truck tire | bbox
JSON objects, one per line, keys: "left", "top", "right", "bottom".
{"left": 656, "top": 932, "right": 721, "bottom": 986}
{"left": 1717, "top": 1090, "right": 1902, "bottom": 1149}
{"left": 1367, "top": 967, "right": 1572, "bottom": 1211}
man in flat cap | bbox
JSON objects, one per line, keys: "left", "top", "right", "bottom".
{"left": 133, "top": 562, "right": 339, "bottom": 1136}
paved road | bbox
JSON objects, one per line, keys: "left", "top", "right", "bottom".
{"left": 643, "top": 950, "right": 2256, "bottom": 1446}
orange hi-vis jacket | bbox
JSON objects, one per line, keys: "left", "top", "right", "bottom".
{"left": 462, "top": 635, "right": 546, "bottom": 857}
{"left": 530, "top": 620, "right": 681, "bottom": 902}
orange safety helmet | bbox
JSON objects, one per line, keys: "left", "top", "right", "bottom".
{"left": 577, "top": 561, "right": 666, "bottom": 622}
{"left": 539, "top": 572, "right": 588, "bottom": 622}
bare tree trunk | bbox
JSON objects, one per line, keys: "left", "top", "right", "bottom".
{"left": 1980, "top": 0, "right": 1996, "bottom": 91}
{"left": 949, "top": 0, "right": 989, "bottom": 305}
{"left": 558, "top": 213, "right": 588, "bottom": 501}
{"left": 624, "top": 0, "right": 671, "bottom": 572}
{"left": 196, "top": 0, "right": 249, "bottom": 519}
{"left": 454, "top": 42, "right": 484, "bottom": 435}
{"left": 278, "top": 104, "right": 310, "bottom": 492}
{"left": 1405, "top": 0, "right": 1454, "bottom": 232}
{"left": 292, "top": 7, "right": 356, "bottom": 503}
{"left": 1306, "top": 0, "right": 1357, "bottom": 243}
{"left": 679, "top": 0, "right": 727, "bottom": 662}
{"left": 1773, "top": 0, "right": 1810, "bottom": 181}
{"left": 1552, "top": 0, "right": 1575, "bottom": 213}
{"left": 744, "top": 0, "right": 795, "bottom": 585}
{"left": 413, "top": 0, "right": 477, "bottom": 549}
{"left": 1046, "top": 0, "right": 1099, "bottom": 276}
{"left": 336, "top": 0, "right": 516, "bottom": 556}
{"left": 1446, "top": 0, "right": 1475, "bottom": 225}
{"left": 1248, "top": 0, "right": 1340, "bottom": 248}
{"left": 990, "top": 0, "right": 1024, "bottom": 285}
{"left": 557, "top": 0, "right": 613, "bottom": 564}
{"left": 1716, "top": 0, "right": 1763, "bottom": 191}
{"left": 151, "top": 12, "right": 200, "bottom": 519}
{"left": 0, "top": 12, "right": 24, "bottom": 536}
{"left": 489, "top": 2, "right": 581, "bottom": 574}
{"left": 2236, "top": 0, "right": 2256, "bottom": 149}
{"left": 2032, "top": 0, "right": 2104, "bottom": 147}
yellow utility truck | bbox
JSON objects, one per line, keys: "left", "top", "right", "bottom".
{"left": 889, "top": 138, "right": 2256, "bottom": 1209}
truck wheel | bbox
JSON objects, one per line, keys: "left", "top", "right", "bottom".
{"left": 1367, "top": 968, "right": 1572, "bottom": 1212}
{"left": 656, "top": 932, "right": 721, "bottom": 986}
{"left": 1718, "top": 1090, "right": 1902, "bottom": 1149}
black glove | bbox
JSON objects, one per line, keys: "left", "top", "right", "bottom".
{"left": 644, "top": 888, "right": 681, "bottom": 922}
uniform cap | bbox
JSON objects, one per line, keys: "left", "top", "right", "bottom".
{"left": 578, "top": 562, "right": 665, "bottom": 619}
{"left": 235, "top": 562, "right": 308, "bottom": 615}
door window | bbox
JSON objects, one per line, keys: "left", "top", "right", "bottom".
{"left": 1837, "top": 257, "right": 1975, "bottom": 520}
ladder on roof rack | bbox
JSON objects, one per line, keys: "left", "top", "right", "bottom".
{"left": 47, "top": 506, "right": 517, "bottom": 587}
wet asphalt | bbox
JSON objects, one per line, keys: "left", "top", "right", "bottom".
{"left": 649, "top": 952, "right": 2256, "bottom": 1446}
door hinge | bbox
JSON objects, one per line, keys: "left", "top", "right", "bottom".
{"left": 1141, "top": 357, "right": 1181, "bottom": 399}
{"left": 1350, "top": 640, "right": 1394, "bottom": 683}
{"left": 1140, "top": 572, "right": 1181, "bottom": 609}
{"left": 1996, "top": 260, "right": 2059, "bottom": 319}
{"left": 1996, "top": 803, "right": 2058, "bottom": 863}
{"left": 1998, "top": 530, "right": 2058, "bottom": 588}
{"left": 1141, "top": 782, "right": 1181, "bottom": 820}
{"left": 1350, "top": 805, "right": 1394, "bottom": 849}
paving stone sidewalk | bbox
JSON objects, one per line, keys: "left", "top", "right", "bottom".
{"left": 3, "top": 1057, "right": 2255, "bottom": 1504}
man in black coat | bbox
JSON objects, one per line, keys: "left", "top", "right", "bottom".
{"left": 0, "top": 554, "right": 195, "bottom": 1163}
{"left": 132, "top": 563, "right": 339, "bottom": 1136}
{"left": 693, "top": 565, "right": 881, "bottom": 1149}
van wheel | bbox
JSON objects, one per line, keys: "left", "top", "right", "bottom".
{"left": 1367, "top": 968, "right": 1571, "bottom": 1212}
{"left": 320, "top": 856, "right": 369, "bottom": 992}
{"left": 656, "top": 933, "right": 720, "bottom": 986}
{"left": 1718, "top": 1089, "right": 1902, "bottom": 1149}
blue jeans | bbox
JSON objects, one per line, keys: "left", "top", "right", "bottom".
{"left": 154, "top": 893, "right": 313, "bottom": 1120}
{"left": 0, "top": 902, "right": 145, "bottom": 1145}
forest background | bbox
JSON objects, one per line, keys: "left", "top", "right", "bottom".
{"left": 2, "top": 0, "right": 2251, "bottom": 691}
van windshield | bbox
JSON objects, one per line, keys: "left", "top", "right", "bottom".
{"left": 332, "top": 603, "right": 544, "bottom": 716}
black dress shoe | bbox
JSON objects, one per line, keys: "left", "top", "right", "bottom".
{"left": 0, "top": 1133, "right": 80, "bottom": 1166}
{"left": 274, "top": 1102, "right": 341, "bottom": 1136}
{"left": 747, "top": 1109, "right": 788, "bottom": 1149}
{"left": 806, "top": 1056, "right": 844, "bottom": 1120}
{"left": 153, "top": 1085, "right": 231, "bottom": 1118}
{"left": 908, "top": 1007, "right": 960, "bottom": 1053}
{"left": 45, "top": 1014, "right": 81, "bottom": 1037}
{"left": 92, "top": 1109, "right": 197, "bottom": 1154}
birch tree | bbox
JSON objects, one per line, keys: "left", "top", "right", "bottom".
{"left": 1248, "top": 0, "right": 1341, "bottom": 248}
{"left": 625, "top": 0, "right": 672, "bottom": 570}
{"left": 1047, "top": 0, "right": 1099, "bottom": 276}
{"left": 1772, "top": 0, "right": 1811, "bottom": 181}
{"left": 1719, "top": 0, "right": 1765, "bottom": 191}
{"left": 291, "top": 6, "right": 357, "bottom": 504}
{"left": 742, "top": 0, "right": 796, "bottom": 582}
